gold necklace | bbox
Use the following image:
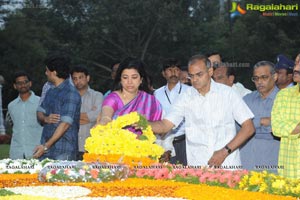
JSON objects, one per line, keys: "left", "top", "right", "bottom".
{"left": 121, "top": 90, "right": 138, "bottom": 102}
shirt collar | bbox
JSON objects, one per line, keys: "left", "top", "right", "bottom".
{"left": 165, "top": 82, "right": 181, "bottom": 93}
{"left": 191, "top": 78, "right": 216, "bottom": 96}
{"left": 16, "top": 91, "right": 35, "bottom": 103}
{"left": 82, "top": 86, "right": 92, "bottom": 96}
{"left": 254, "top": 86, "right": 280, "bottom": 100}
{"left": 55, "top": 79, "right": 69, "bottom": 90}
{"left": 209, "top": 79, "right": 219, "bottom": 93}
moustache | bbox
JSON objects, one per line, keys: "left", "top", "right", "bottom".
{"left": 170, "top": 76, "right": 178, "bottom": 79}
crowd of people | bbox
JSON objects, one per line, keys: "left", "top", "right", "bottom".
{"left": 5, "top": 50, "right": 300, "bottom": 179}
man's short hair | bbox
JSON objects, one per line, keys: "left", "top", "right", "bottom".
{"left": 71, "top": 65, "right": 89, "bottom": 76}
{"left": 253, "top": 61, "right": 276, "bottom": 75}
{"left": 162, "top": 58, "right": 181, "bottom": 71}
{"left": 13, "top": 71, "right": 31, "bottom": 83}
{"left": 188, "top": 54, "right": 211, "bottom": 69}
{"left": 206, "top": 51, "right": 223, "bottom": 60}
{"left": 44, "top": 51, "right": 71, "bottom": 79}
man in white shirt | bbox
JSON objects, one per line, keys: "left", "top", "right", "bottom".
{"left": 150, "top": 54, "right": 255, "bottom": 167}
{"left": 154, "top": 58, "right": 190, "bottom": 165}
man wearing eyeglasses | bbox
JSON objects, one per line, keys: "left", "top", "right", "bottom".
{"left": 240, "top": 61, "right": 280, "bottom": 172}
{"left": 275, "top": 54, "right": 295, "bottom": 89}
{"left": 207, "top": 52, "right": 251, "bottom": 97}
{"left": 8, "top": 71, "right": 42, "bottom": 159}
{"left": 271, "top": 61, "right": 300, "bottom": 179}
{"left": 150, "top": 54, "right": 255, "bottom": 168}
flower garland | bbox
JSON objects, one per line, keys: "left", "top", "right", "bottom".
{"left": 0, "top": 175, "right": 297, "bottom": 200}
{"left": 133, "top": 164, "right": 248, "bottom": 188}
{"left": 38, "top": 161, "right": 129, "bottom": 183}
{"left": 84, "top": 112, "right": 165, "bottom": 167}
{"left": 239, "top": 170, "right": 300, "bottom": 197}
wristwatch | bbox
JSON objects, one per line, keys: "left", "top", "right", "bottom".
{"left": 43, "top": 144, "right": 48, "bottom": 153}
{"left": 224, "top": 145, "right": 232, "bottom": 154}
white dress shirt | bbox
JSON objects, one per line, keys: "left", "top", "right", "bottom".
{"left": 232, "top": 82, "right": 251, "bottom": 97}
{"left": 165, "top": 80, "right": 254, "bottom": 167}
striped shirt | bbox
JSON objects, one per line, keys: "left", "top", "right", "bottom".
{"left": 271, "top": 84, "right": 300, "bottom": 179}
{"left": 166, "top": 80, "right": 254, "bottom": 166}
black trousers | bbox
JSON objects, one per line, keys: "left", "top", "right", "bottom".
{"left": 170, "top": 134, "right": 187, "bottom": 165}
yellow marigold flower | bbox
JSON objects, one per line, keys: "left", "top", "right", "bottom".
{"left": 259, "top": 182, "right": 267, "bottom": 192}
{"left": 45, "top": 172, "right": 52, "bottom": 180}
{"left": 272, "top": 179, "right": 286, "bottom": 189}
{"left": 249, "top": 172, "right": 263, "bottom": 185}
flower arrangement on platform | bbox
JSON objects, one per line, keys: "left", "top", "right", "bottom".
{"left": 38, "top": 161, "right": 129, "bottom": 183}
{"left": 0, "top": 175, "right": 297, "bottom": 200}
{"left": 132, "top": 164, "right": 300, "bottom": 198}
{"left": 132, "top": 164, "right": 248, "bottom": 188}
{"left": 239, "top": 170, "right": 300, "bottom": 197}
{"left": 84, "top": 112, "right": 165, "bottom": 167}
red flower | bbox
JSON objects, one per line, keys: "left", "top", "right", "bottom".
{"left": 90, "top": 169, "right": 99, "bottom": 179}
{"left": 154, "top": 168, "right": 169, "bottom": 180}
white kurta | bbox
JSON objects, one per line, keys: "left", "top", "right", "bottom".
{"left": 165, "top": 80, "right": 254, "bottom": 167}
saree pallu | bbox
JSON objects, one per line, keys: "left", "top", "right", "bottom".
{"left": 103, "top": 91, "right": 162, "bottom": 122}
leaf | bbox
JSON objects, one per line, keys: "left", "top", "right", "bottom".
{"left": 137, "top": 114, "right": 148, "bottom": 130}
{"left": 138, "top": 135, "right": 148, "bottom": 141}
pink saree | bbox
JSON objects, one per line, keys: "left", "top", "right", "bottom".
{"left": 102, "top": 91, "right": 162, "bottom": 122}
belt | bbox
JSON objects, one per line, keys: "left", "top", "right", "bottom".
{"left": 173, "top": 134, "right": 186, "bottom": 144}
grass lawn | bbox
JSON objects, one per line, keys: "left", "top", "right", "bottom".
{"left": 0, "top": 144, "right": 9, "bottom": 159}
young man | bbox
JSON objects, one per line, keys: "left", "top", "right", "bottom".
{"left": 71, "top": 65, "right": 104, "bottom": 160}
{"left": 154, "top": 58, "right": 190, "bottom": 165}
{"left": 150, "top": 54, "right": 255, "bottom": 167}
{"left": 8, "top": 71, "right": 42, "bottom": 159}
{"left": 34, "top": 52, "right": 81, "bottom": 160}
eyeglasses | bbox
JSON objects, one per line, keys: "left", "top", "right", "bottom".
{"left": 251, "top": 75, "right": 270, "bottom": 82}
{"left": 293, "top": 70, "right": 300, "bottom": 76}
{"left": 212, "top": 62, "right": 220, "bottom": 68}
{"left": 15, "top": 80, "right": 30, "bottom": 86}
{"left": 188, "top": 71, "right": 206, "bottom": 80}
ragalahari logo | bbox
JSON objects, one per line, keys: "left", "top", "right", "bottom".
{"left": 230, "top": 2, "right": 247, "bottom": 19}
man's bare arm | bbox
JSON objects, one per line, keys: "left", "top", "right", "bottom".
{"left": 37, "top": 111, "right": 60, "bottom": 125}
{"left": 149, "top": 119, "right": 174, "bottom": 135}
{"left": 33, "top": 122, "right": 70, "bottom": 158}
{"left": 208, "top": 119, "right": 255, "bottom": 167}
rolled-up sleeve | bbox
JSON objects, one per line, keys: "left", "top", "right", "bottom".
{"left": 61, "top": 91, "right": 81, "bottom": 125}
{"left": 37, "top": 105, "right": 46, "bottom": 113}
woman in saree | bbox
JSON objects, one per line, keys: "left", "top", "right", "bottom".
{"left": 97, "top": 57, "right": 162, "bottom": 128}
